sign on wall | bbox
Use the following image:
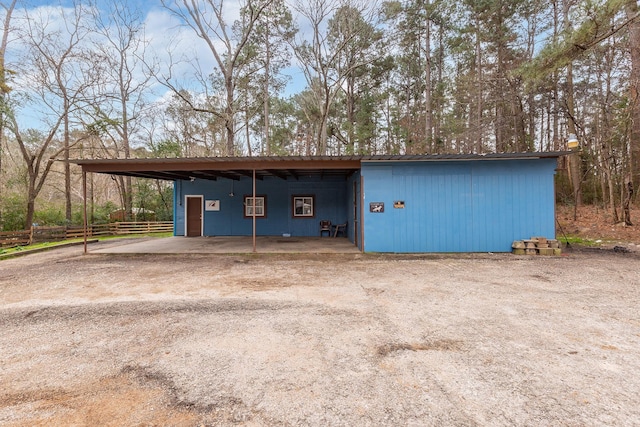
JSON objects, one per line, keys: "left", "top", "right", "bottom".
{"left": 369, "top": 202, "right": 384, "bottom": 213}
{"left": 394, "top": 201, "right": 405, "bottom": 209}
{"left": 205, "top": 200, "right": 220, "bottom": 211}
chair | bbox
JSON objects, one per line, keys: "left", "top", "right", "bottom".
{"left": 332, "top": 223, "right": 347, "bottom": 238}
{"left": 319, "top": 220, "right": 332, "bottom": 237}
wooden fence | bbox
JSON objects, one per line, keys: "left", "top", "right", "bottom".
{"left": 0, "top": 221, "right": 173, "bottom": 249}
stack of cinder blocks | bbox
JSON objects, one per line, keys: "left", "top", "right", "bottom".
{"left": 512, "top": 237, "right": 561, "bottom": 255}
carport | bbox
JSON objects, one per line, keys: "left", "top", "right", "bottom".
{"left": 73, "top": 156, "right": 363, "bottom": 254}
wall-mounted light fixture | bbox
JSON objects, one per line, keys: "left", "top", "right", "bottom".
{"left": 189, "top": 176, "right": 196, "bottom": 182}
{"left": 567, "top": 133, "right": 579, "bottom": 150}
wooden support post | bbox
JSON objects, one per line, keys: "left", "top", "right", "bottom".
{"left": 252, "top": 168, "right": 257, "bottom": 253}
{"left": 83, "top": 170, "right": 88, "bottom": 254}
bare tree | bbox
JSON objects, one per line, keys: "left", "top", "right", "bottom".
{"left": 563, "top": 0, "right": 583, "bottom": 215}
{"left": 163, "top": 90, "right": 224, "bottom": 156}
{"left": 5, "top": 113, "right": 66, "bottom": 228}
{"left": 86, "top": 0, "right": 155, "bottom": 220}
{"left": 291, "top": 0, "right": 379, "bottom": 154}
{"left": 2, "top": 2, "right": 95, "bottom": 228}
{"left": 161, "top": 0, "right": 275, "bottom": 155}
{"left": 624, "top": 0, "right": 640, "bottom": 225}
{"left": 246, "top": 0, "right": 296, "bottom": 155}
{"left": 0, "top": 0, "right": 17, "bottom": 228}
{"left": 22, "top": 0, "right": 94, "bottom": 222}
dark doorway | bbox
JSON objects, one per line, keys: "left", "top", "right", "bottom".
{"left": 186, "top": 196, "right": 202, "bottom": 237}
{"left": 353, "top": 180, "right": 359, "bottom": 246}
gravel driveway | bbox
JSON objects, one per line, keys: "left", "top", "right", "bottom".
{"left": 1, "top": 241, "right": 639, "bottom": 426}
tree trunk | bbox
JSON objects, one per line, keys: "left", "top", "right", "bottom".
{"left": 64, "top": 97, "right": 71, "bottom": 222}
{"left": 264, "top": 18, "right": 271, "bottom": 156}
{"left": 318, "top": 85, "right": 331, "bottom": 155}
{"left": 346, "top": 75, "right": 355, "bottom": 154}
{"left": 226, "top": 75, "right": 235, "bottom": 155}
{"left": 564, "top": 0, "right": 582, "bottom": 216}
{"left": 567, "top": 61, "right": 583, "bottom": 217}
{"left": 318, "top": 113, "right": 328, "bottom": 155}
{"left": 605, "top": 157, "right": 618, "bottom": 222}
{"left": 121, "top": 98, "right": 133, "bottom": 220}
{"left": 475, "top": 13, "right": 483, "bottom": 154}
{"left": 434, "top": 24, "right": 444, "bottom": 152}
{"left": 624, "top": 0, "right": 640, "bottom": 218}
{"left": 25, "top": 196, "right": 36, "bottom": 231}
{"left": 424, "top": 0, "right": 432, "bottom": 154}
{"left": 623, "top": 176, "right": 634, "bottom": 225}
{"left": 245, "top": 99, "right": 252, "bottom": 156}
{"left": 0, "top": 0, "right": 17, "bottom": 228}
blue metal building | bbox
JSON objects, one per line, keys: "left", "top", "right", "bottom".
{"left": 360, "top": 158, "right": 557, "bottom": 252}
{"left": 74, "top": 153, "right": 564, "bottom": 253}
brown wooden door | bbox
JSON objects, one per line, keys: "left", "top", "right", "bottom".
{"left": 186, "top": 196, "right": 202, "bottom": 237}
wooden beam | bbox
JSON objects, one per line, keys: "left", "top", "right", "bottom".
{"left": 77, "top": 158, "right": 362, "bottom": 173}
{"left": 265, "top": 169, "right": 289, "bottom": 180}
{"left": 252, "top": 169, "right": 256, "bottom": 253}
{"left": 234, "top": 170, "right": 264, "bottom": 180}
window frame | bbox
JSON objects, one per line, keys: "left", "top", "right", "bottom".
{"left": 243, "top": 195, "right": 267, "bottom": 218}
{"left": 292, "top": 195, "right": 315, "bottom": 218}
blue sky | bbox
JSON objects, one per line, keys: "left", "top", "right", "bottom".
{"left": 4, "top": 0, "right": 309, "bottom": 128}
{"left": 18, "top": 0, "right": 306, "bottom": 89}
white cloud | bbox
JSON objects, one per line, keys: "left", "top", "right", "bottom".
{"left": 2, "top": 0, "right": 313, "bottom": 131}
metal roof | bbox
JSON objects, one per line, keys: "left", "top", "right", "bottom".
{"left": 71, "top": 152, "right": 569, "bottom": 181}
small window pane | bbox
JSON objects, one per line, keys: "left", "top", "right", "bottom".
{"left": 293, "top": 196, "right": 314, "bottom": 217}
{"left": 245, "top": 196, "right": 265, "bottom": 217}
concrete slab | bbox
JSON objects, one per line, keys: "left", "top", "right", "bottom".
{"left": 91, "top": 236, "right": 361, "bottom": 254}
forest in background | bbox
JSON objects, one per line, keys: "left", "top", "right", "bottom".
{"left": 0, "top": 0, "right": 639, "bottom": 231}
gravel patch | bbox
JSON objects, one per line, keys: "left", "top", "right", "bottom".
{"left": 1, "top": 244, "right": 639, "bottom": 426}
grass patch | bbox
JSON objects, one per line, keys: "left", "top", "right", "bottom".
{"left": 560, "top": 235, "right": 607, "bottom": 246}
{"left": 1, "top": 241, "right": 61, "bottom": 255}
{"left": 0, "top": 232, "right": 173, "bottom": 257}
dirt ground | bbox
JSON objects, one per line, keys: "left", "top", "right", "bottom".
{"left": 1, "top": 237, "right": 640, "bottom": 426}
{"left": 557, "top": 204, "right": 640, "bottom": 245}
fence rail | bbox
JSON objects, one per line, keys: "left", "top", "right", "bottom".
{"left": 0, "top": 221, "right": 173, "bottom": 249}
{"left": 0, "top": 230, "right": 32, "bottom": 248}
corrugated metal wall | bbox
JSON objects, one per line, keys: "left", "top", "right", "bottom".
{"left": 361, "top": 159, "right": 557, "bottom": 253}
{"left": 174, "top": 176, "right": 351, "bottom": 238}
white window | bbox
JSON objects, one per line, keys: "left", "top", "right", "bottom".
{"left": 293, "top": 196, "right": 314, "bottom": 217}
{"left": 244, "top": 196, "right": 266, "bottom": 217}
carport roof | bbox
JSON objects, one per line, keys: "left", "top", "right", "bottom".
{"left": 71, "top": 152, "right": 568, "bottom": 181}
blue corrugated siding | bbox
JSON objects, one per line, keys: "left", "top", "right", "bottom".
{"left": 362, "top": 159, "right": 557, "bottom": 253}
{"left": 174, "top": 176, "right": 352, "bottom": 238}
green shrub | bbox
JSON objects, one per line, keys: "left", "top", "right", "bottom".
{"left": 33, "top": 206, "right": 66, "bottom": 226}
{"left": 0, "top": 194, "right": 27, "bottom": 231}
